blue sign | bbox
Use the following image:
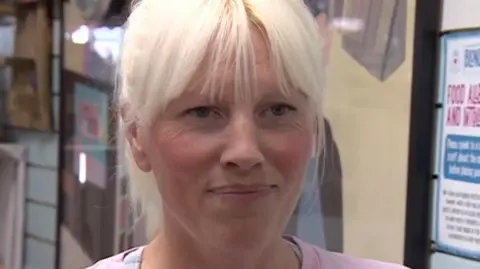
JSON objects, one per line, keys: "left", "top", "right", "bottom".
{"left": 443, "top": 135, "right": 480, "bottom": 184}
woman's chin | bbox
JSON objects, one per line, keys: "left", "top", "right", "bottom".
{"left": 202, "top": 218, "right": 278, "bottom": 250}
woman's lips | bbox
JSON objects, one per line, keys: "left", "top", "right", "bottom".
{"left": 207, "top": 184, "right": 276, "bottom": 202}
{"left": 209, "top": 184, "right": 274, "bottom": 193}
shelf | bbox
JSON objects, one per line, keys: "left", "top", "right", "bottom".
{"left": 0, "top": 1, "right": 40, "bottom": 15}
{"left": 0, "top": 3, "right": 15, "bottom": 15}
{"left": 0, "top": 55, "right": 35, "bottom": 70}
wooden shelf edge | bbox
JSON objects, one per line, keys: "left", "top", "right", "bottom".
{"left": 0, "top": 1, "right": 41, "bottom": 15}
{"left": 0, "top": 3, "right": 15, "bottom": 15}
{"left": 0, "top": 56, "right": 36, "bottom": 69}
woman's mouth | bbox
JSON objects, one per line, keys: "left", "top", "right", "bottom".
{"left": 207, "top": 184, "right": 277, "bottom": 202}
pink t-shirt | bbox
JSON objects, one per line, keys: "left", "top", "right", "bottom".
{"left": 87, "top": 237, "right": 409, "bottom": 269}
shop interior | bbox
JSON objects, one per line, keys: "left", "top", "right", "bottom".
{"left": 0, "top": 0, "right": 479, "bottom": 269}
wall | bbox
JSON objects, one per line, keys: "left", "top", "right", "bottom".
{"left": 441, "top": 0, "right": 480, "bottom": 32}
{"left": 290, "top": 0, "right": 415, "bottom": 263}
{"left": 429, "top": 0, "right": 480, "bottom": 268}
{"left": 329, "top": 1, "right": 413, "bottom": 261}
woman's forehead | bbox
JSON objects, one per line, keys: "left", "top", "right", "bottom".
{"left": 179, "top": 27, "right": 290, "bottom": 102}
{"left": 203, "top": 26, "right": 272, "bottom": 78}
{"left": 177, "top": 76, "right": 304, "bottom": 106}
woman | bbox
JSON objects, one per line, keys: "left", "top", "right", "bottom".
{"left": 90, "top": 0, "right": 408, "bottom": 268}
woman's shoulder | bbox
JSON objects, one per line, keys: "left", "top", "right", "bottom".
{"left": 86, "top": 247, "right": 144, "bottom": 269}
{"left": 294, "top": 237, "right": 410, "bottom": 269}
{"left": 87, "top": 239, "right": 409, "bottom": 269}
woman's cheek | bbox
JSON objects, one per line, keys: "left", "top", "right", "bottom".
{"left": 262, "top": 131, "right": 313, "bottom": 180}
{"left": 156, "top": 129, "right": 220, "bottom": 175}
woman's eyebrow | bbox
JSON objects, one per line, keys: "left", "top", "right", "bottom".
{"left": 255, "top": 88, "right": 306, "bottom": 102}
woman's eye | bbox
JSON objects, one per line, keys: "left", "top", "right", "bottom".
{"left": 186, "top": 107, "right": 217, "bottom": 118}
{"left": 268, "top": 104, "right": 297, "bottom": 116}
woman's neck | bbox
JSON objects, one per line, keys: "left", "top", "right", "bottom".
{"left": 141, "top": 224, "right": 300, "bottom": 269}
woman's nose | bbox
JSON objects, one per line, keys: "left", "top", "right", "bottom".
{"left": 220, "top": 115, "right": 265, "bottom": 172}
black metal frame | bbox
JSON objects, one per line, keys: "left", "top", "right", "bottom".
{"left": 53, "top": 0, "right": 65, "bottom": 267}
{"left": 403, "top": 0, "right": 443, "bottom": 268}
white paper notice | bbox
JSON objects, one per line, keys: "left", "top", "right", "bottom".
{"left": 435, "top": 31, "right": 480, "bottom": 259}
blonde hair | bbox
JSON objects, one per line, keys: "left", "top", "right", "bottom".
{"left": 118, "top": 0, "right": 326, "bottom": 239}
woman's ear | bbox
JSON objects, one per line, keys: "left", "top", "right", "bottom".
{"left": 122, "top": 104, "right": 152, "bottom": 172}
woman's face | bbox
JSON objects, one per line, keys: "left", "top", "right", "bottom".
{"left": 132, "top": 28, "right": 316, "bottom": 249}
